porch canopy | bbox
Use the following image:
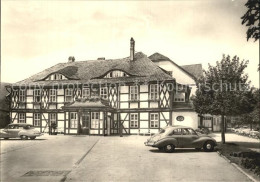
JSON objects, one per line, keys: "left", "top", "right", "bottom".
{"left": 62, "top": 97, "right": 115, "bottom": 112}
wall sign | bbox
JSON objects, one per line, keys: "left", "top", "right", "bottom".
{"left": 176, "top": 116, "right": 184, "bottom": 121}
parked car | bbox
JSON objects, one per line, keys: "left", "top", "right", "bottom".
{"left": 0, "top": 123, "right": 43, "bottom": 140}
{"left": 144, "top": 125, "right": 217, "bottom": 153}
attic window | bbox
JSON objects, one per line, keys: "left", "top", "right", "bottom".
{"left": 104, "top": 70, "right": 129, "bottom": 78}
{"left": 47, "top": 73, "right": 67, "bottom": 80}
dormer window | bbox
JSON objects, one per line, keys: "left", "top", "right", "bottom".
{"left": 47, "top": 73, "right": 67, "bottom": 80}
{"left": 104, "top": 70, "right": 129, "bottom": 78}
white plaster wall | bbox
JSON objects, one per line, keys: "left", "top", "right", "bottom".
{"left": 140, "top": 112, "right": 148, "bottom": 120}
{"left": 120, "top": 94, "right": 128, "bottom": 101}
{"left": 139, "top": 93, "right": 148, "bottom": 101}
{"left": 140, "top": 121, "right": 148, "bottom": 128}
{"left": 120, "top": 86, "right": 128, "bottom": 93}
{"left": 140, "top": 102, "right": 148, "bottom": 108}
{"left": 150, "top": 102, "right": 158, "bottom": 108}
{"left": 172, "top": 111, "right": 199, "bottom": 129}
{"left": 130, "top": 103, "right": 138, "bottom": 108}
{"left": 140, "top": 85, "right": 148, "bottom": 92}
{"left": 26, "top": 118, "right": 33, "bottom": 125}
{"left": 154, "top": 61, "right": 197, "bottom": 96}
{"left": 57, "top": 96, "right": 64, "bottom": 102}
{"left": 57, "top": 89, "right": 64, "bottom": 95}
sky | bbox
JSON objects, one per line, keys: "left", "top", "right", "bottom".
{"left": 1, "top": 0, "right": 259, "bottom": 87}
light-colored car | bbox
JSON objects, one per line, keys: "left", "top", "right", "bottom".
{"left": 144, "top": 125, "right": 217, "bottom": 153}
{"left": 0, "top": 123, "right": 42, "bottom": 140}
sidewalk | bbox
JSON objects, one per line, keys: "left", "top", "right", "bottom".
{"left": 211, "top": 132, "right": 260, "bottom": 152}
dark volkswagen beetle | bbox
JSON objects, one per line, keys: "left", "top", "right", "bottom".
{"left": 145, "top": 125, "right": 217, "bottom": 152}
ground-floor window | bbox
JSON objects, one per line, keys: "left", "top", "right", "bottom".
{"left": 91, "top": 112, "right": 99, "bottom": 129}
{"left": 50, "top": 113, "right": 57, "bottom": 124}
{"left": 34, "top": 113, "right": 41, "bottom": 126}
{"left": 70, "top": 112, "right": 77, "bottom": 128}
{"left": 130, "top": 113, "right": 138, "bottom": 128}
{"left": 150, "top": 113, "right": 159, "bottom": 128}
{"left": 18, "top": 113, "right": 26, "bottom": 123}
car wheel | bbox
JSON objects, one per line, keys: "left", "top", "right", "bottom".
{"left": 30, "top": 136, "right": 36, "bottom": 140}
{"left": 203, "top": 141, "right": 215, "bottom": 152}
{"left": 164, "top": 144, "right": 175, "bottom": 153}
{"left": 20, "top": 135, "right": 28, "bottom": 140}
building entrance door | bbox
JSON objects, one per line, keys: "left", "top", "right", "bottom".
{"left": 81, "top": 112, "right": 90, "bottom": 135}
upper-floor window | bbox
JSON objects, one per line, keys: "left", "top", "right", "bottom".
{"left": 18, "top": 113, "right": 26, "bottom": 123}
{"left": 34, "top": 89, "right": 41, "bottom": 102}
{"left": 130, "top": 85, "right": 138, "bottom": 101}
{"left": 130, "top": 113, "right": 138, "bottom": 128}
{"left": 82, "top": 88, "right": 90, "bottom": 98}
{"left": 104, "top": 70, "right": 129, "bottom": 78}
{"left": 49, "top": 89, "right": 57, "bottom": 102}
{"left": 65, "top": 88, "right": 73, "bottom": 102}
{"left": 34, "top": 113, "right": 41, "bottom": 126}
{"left": 150, "top": 84, "right": 159, "bottom": 100}
{"left": 150, "top": 113, "right": 159, "bottom": 128}
{"left": 100, "top": 87, "right": 108, "bottom": 99}
{"left": 19, "top": 90, "right": 25, "bottom": 102}
{"left": 47, "top": 73, "right": 67, "bottom": 80}
{"left": 174, "top": 92, "right": 185, "bottom": 102}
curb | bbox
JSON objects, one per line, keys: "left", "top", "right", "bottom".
{"left": 60, "top": 138, "right": 100, "bottom": 182}
{"left": 217, "top": 151, "right": 258, "bottom": 182}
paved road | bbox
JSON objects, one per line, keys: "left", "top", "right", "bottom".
{"left": 0, "top": 134, "right": 253, "bottom": 182}
{"left": 65, "top": 135, "right": 251, "bottom": 182}
{"left": 0, "top": 135, "right": 100, "bottom": 182}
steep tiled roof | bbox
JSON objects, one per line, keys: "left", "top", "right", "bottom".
{"left": 12, "top": 52, "right": 174, "bottom": 86}
{"left": 149, "top": 52, "right": 203, "bottom": 80}
{"left": 181, "top": 64, "right": 203, "bottom": 80}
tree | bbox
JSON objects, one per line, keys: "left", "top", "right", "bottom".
{"left": 241, "top": 0, "right": 260, "bottom": 41}
{"left": 240, "top": 88, "right": 260, "bottom": 130}
{"left": 192, "top": 55, "right": 256, "bottom": 144}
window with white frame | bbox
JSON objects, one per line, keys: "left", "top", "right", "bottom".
{"left": 34, "top": 113, "right": 41, "bottom": 126}
{"left": 49, "top": 89, "right": 57, "bottom": 102}
{"left": 18, "top": 113, "right": 26, "bottom": 123}
{"left": 82, "top": 88, "right": 90, "bottom": 98}
{"left": 130, "top": 113, "right": 138, "bottom": 128}
{"left": 174, "top": 92, "right": 185, "bottom": 102}
{"left": 130, "top": 85, "right": 138, "bottom": 101}
{"left": 100, "top": 87, "right": 108, "bottom": 99}
{"left": 50, "top": 113, "right": 56, "bottom": 124}
{"left": 65, "top": 88, "right": 73, "bottom": 102}
{"left": 47, "top": 73, "right": 67, "bottom": 80}
{"left": 104, "top": 70, "right": 129, "bottom": 78}
{"left": 70, "top": 112, "right": 77, "bottom": 128}
{"left": 150, "top": 113, "right": 159, "bottom": 128}
{"left": 19, "top": 90, "right": 25, "bottom": 102}
{"left": 91, "top": 112, "right": 99, "bottom": 129}
{"left": 150, "top": 84, "right": 159, "bottom": 100}
{"left": 34, "top": 89, "right": 41, "bottom": 102}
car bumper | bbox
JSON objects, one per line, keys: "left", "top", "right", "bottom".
{"left": 144, "top": 141, "right": 157, "bottom": 147}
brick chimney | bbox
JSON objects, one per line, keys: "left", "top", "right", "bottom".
{"left": 130, "top": 37, "right": 135, "bottom": 61}
{"left": 68, "top": 56, "right": 75, "bottom": 62}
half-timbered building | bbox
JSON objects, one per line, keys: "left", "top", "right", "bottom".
{"left": 7, "top": 38, "right": 202, "bottom": 135}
